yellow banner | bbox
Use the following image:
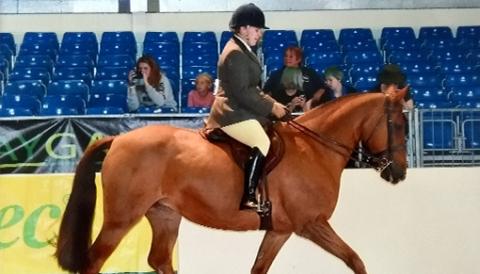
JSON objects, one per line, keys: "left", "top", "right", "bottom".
{"left": 0, "top": 174, "right": 177, "bottom": 274}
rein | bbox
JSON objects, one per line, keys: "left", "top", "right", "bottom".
{"left": 286, "top": 97, "right": 398, "bottom": 172}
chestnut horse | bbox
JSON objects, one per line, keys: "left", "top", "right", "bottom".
{"left": 55, "top": 88, "right": 408, "bottom": 274}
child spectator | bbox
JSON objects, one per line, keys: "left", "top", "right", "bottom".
{"left": 187, "top": 72, "right": 215, "bottom": 108}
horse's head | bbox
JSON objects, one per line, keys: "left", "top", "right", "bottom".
{"left": 363, "top": 86, "right": 408, "bottom": 184}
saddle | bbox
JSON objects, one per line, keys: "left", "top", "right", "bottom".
{"left": 200, "top": 124, "right": 285, "bottom": 176}
{"left": 200, "top": 123, "right": 285, "bottom": 229}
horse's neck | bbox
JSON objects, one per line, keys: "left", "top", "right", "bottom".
{"left": 298, "top": 93, "right": 385, "bottom": 147}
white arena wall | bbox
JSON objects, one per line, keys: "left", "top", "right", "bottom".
{"left": 177, "top": 167, "right": 480, "bottom": 274}
{"left": 0, "top": 8, "right": 479, "bottom": 43}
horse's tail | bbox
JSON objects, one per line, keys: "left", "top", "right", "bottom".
{"left": 55, "top": 136, "right": 115, "bottom": 272}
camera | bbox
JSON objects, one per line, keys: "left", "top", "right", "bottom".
{"left": 132, "top": 72, "right": 144, "bottom": 85}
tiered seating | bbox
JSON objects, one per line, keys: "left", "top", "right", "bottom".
{"left": 219, "top": 31, "right": 233, "bottom": 52}
{"left": 262, "top": 30, "right": 297, "bottom": 75}
{"left": 0, "top": 33, "right": 16, "bottom": 71}
{"left": 181, "top": 31, "right": 217, "bottom": 110}
{"left": 86, "top": 79, "right": 128, "bottom": 114}
{"left": 301, "top": 29, "right": 340, "bottom": 74}
{"left": 143, "top": 31, "right": 180, "bottom": 83}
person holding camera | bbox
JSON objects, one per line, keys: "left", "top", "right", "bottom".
{"left": 127, "top": 55, "right": 177, "bottom": 112}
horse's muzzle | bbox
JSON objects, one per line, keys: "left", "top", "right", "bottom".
{"left": 380, "top": 162, "right": 406, "bottom": 184}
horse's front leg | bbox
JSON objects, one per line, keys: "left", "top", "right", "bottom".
{"left": 297, "top": 216, "right": 367, "bottom": 274}
{"left": 251, "top": 230, "right": 291, "bottom": 274}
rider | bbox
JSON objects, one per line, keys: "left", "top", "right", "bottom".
{"left": 205, "top": 3, "right": 288, "bottom": 209}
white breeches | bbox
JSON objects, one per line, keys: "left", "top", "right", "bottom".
{"left": 221, "top": 119, "right": 270, "bottom": 156}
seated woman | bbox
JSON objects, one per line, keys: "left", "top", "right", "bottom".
{"left": 127, "top": 55, "right": 177, "bottom": 112}
{"left": 306, "top": 66, "right": 357, "bottom": 110}
{"left": 187, "top": 72, "right": 215, "bottom": 108}
{"left": 263, "top": 46, "right": 326, "bottom": 112}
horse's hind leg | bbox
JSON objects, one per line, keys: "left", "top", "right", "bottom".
{"left": 82, "top": 219, "right": 142, "bottom": 274}
{"left": 145, "top": 203, "right": 181, "bottom": 274}
{"left": 298, "top": 217, "right": 367, "bottom": 274}
{"left": 251, "top": 231, "right": 291, "bottom": 274}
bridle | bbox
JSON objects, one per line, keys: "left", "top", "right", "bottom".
{"left": 286, "top": 96, "right": 404, "bottom": 173}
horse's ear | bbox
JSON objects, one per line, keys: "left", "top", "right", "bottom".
{"left": 385, "top": 85, "right": 408, "bottom": 102}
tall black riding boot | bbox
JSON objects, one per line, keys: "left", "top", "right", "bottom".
{"left": 241, "top": 147, "right": 266, "bottom": 209}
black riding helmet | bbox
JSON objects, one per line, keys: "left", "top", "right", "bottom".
{"left": 378, "top": 64, "right": 407, "bottom": 88}
{"left": 229, "top": 3, "right": 269, "bottom": 29}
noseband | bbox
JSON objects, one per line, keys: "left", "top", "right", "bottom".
{"left": 287, "top": 96, "right": 404, "bottom": 172}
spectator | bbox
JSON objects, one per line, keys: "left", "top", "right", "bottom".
{"left": 306, "top": 66, "right": 357, "bottom": 110}
{"left": 263, "top": 46, "right": 326, "bottom": 112}
{"left": 376, "top": 64, "right": 414, "bottom": 110}
{"left": 127, "top": 55, "right": 177, "bottom": 112}
{"left": 187, "top": 72, "right": 215, "bottom": 108}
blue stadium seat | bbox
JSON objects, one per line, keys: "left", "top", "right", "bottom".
{"left": 352, "top": 75, "right": 378, "bottom": 92}
{"left": 263, "top": 30, "right": 297, "bottom": 45}
{"left": 91, "top": 79, "right": 128, "bottom": 95}
{"left": 0, "top": 106, "right": 34, "bottom": 116}
{"left": 97, "top": 54, "right": 135, "bottom": 68}
{"left": 41, "top": 94, "right": 86, "bottom": 115}
{"left": 143, "top": 42, "right": 180, "bottom": 56}
{"left": 305, "top": 51, "right": 342, "bottom": 66}
{"left": 220, "top": 31, "right": 233, "bottom": 51}
{"left": 14, "top": 54, "right": 54, "bottom": 73}
{"left": 396, "top": 61, "right": 436, "bottom": 75}
{"left": 101, "top": 31, "right": 136, "bottom": 48}
{"left": 1, "top": 94, "right": 41, "bottom": 115}
{"left": 408, "top": 73, "right": 443, "bottom": 88}
{"left": 456, "top": 25, "right": 480, "bottom": 40}
{"left": 88, "top": 93, "right": 127, "bottom": 112}
{"left": 23, "top": 32, "right": 59, "bottom": 50}
{"left": 262, "top": 41, "right": 297, "bottom": 61}
{"left": 153, "top": 54, "right": 180, "bottom": 68}
{"left": 418, "top": 26, "right": 453, "bottom": 41}
{"left": 56, "top": 54, "right": 96, "bottom": 73}
{"left": 343, "top": 50, "right": 383, "bottom": 65}
{"left": 59, "top": 42, "right": 98, "bottom": 60}
{"left": 0, "top": 32, "right": 16, "bottom": 55}
{"left": 182, "top": 54, "right": 217, "bottom": 67}
{"left": 444, "top": 73, "right": 480, "bottom": 88}
{"left": 301, "top": 40, "right": 340, "bottom": 55}
{"left": 62, "top": 32, "right": 98, "bottom": 45}
{"left": 99, "top": 42, "right": 136, "bottom": 60}
{"left": 47, "top": 80, "right": 90, "bottom": 101}
{"left": 380, "top": 27, "right": 416, "bottom": 49}
{"left": 182, "top": 42, "right": 218, "bottom": 56}
{"left": 388, "top": 49, "right": 431, "bottom": 63}
{"left": 428, "top": 48, "right": 469, "bottom": 65}
{"left": 9, "top": 67, "right": 50, "bottom": 85}
{"left": 422, "top": 118, "right": 456, "bottom": 149}
{"left": 348, "top": 63, "right": 382, "bottom": 79}
{"left": 411, "top": 87, "right": 449, "bottom": 108}
{"left": 4, "top": 80, "right": 46, "bottom": 99}
{"left": 383, "top": 38, "right": 422, "bottom": 55}
{"left": 436, "top": 61, "right": 477, "bottom": 75}
{"left": 94, "top": 66, "right": 129, "bottom": 81}
{"left": 182, "top": 66, "right": 216, "bottom": 80}
{"left": 467, "top": 49, "right": 480, "bottom": 65}
{"left": 182, "top": 31, "right": 217, "bottom": 44}
{"left": 18, "top": 43, "right": 58, "bottom": 60}
{"left": 0, "top": 44, "right": 14, "bottom": 67}
{"left": 462, "top": 118, "right": 480, "bottom": 149}
{"left": 338, "top": 28, "right": 374, "bottom": 45}
{"left": 300, "top": 29, "right": 336, "bottom": 45}
{"left": 420, "top": 37, "right": 461, "bottom": 50}
{"left": 53, "top": 67, "right": 93, "bottom": 85}
{"left": 86, "top": 106, "right": 125, "bottom": 115}
{"left": 144, "top": 31, "right": 179, "bottom": 44}
{"left": 448, "top": 86, "right": 480, "bottom": 108}
{"left": 162, "top": 65, "right": 180, "bottom": 81}
{"left": 341, "top": 39, "right": 378, "bottom": 52}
